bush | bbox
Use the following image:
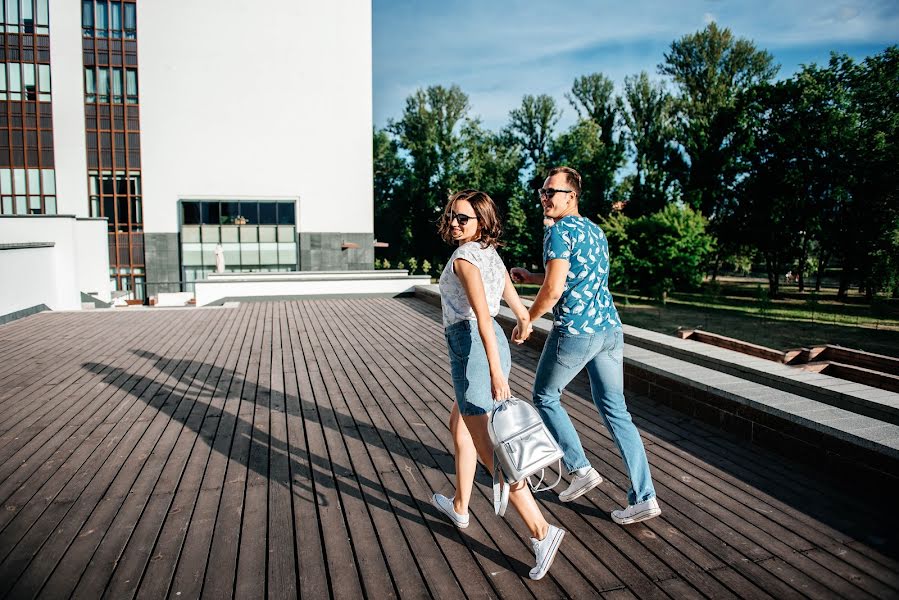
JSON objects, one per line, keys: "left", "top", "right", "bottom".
{"left": 422, "top": 259, "right": 432, "bottom": 276}
{"left": 601, "top": 204, "right": 715, "bottom": 299}
{"left": 407, "top": 257, "right": 418, "bottom": 274}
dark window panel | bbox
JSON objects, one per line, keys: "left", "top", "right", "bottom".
{"left": 259, "top": 202, "right": 277, "bottom": 224}
{"left": 278, "top": 202, "right": 296, "bottom": 225}
{"left": 221, "top": 201, "right": 239, "bottom": 224}
{"left": 238, "top": 202, "right": 258, "bottom": 224}
{"left": 201, "top": 202, "right": 220, "bottom": 225}
{"left": 183, "top": 202, "right": 200, "bottom": 225}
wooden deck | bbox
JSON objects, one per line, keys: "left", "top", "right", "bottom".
{"left": 0, "top": 298, "right": 897, "bottom": 599}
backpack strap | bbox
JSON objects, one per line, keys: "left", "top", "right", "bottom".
{"left": 527, "top": 459, "right": 564, "bottom": 493}
{"left": 492, "top": 451, "right": 509, "bottom": 517}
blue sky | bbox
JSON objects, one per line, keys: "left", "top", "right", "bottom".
{"left": 373, "top": 0, "right": 898, "bottom": 131}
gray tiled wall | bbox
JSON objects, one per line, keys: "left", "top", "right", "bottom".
{"left": 299, "top": 232, "right": 374, "bottom": 271}
{"left": 145, "top": 233, "right": 181, "bottom": 289}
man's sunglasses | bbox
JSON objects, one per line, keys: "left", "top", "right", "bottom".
{"left": 537, "top": 188, "right": 573, "bottom": 199}
{"left": 447, "top": 212, "right": 477, "bottom": 226}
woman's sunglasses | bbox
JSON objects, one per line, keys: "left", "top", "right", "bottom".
{"left": 447, "top": 212, "right": 477, "bottom": 226}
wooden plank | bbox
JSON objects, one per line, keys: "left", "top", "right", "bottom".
{"left": 0, "top": 311, "right": 205, "bottom": 565}
{"left": 39, "top": 309, "right": 236, "bottom": 599}
{"left": 294, "top": 301, "right": 397, "bottom": 599}
{"left": 202, "top": 303, "right": 268, "bottom": 599}
{"left": 0, "top": 310, "right": 228, "bottom": 599}
{"left": 163, "top": 303, "right": 265, "bottom": 600}
{"left": 75, "top": 305, "right": 249, "bottom": 599}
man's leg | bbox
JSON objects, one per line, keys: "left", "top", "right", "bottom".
{"left": 585, "top": 327, "right": 656, "bottom": 507}
{"left": 532, "top": 328, "right": 591, "bottom": 473}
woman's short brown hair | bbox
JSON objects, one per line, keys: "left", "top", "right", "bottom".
{"left": 438, "top": 189, "right": 504, "bottom": 248}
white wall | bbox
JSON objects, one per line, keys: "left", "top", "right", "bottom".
{"left": 0, "top": 216, "right": 111, "bottom": 312}
{"left": 74, "top": 218, "right": 112, "bottom": 301}
{"left": 0, "top": 245, "right": 56, "bottom": 318}
{"left": 137, "top": 0, "right": 373, "bottom": 235}
{"left": 49, "top": 0, "right": 89, "bottom": 217}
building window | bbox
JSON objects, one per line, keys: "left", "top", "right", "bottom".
{"left": 82, "top": 0, "right": 135, "bottom": 39}
{"left": 180, "top": 200, "right": 299, "bottom": 280}
{"left": 88, "top": 169, "right": 141, "bottom": 228}
{"left": 84, "top": 66, "right": 137, "bottom": 104}
{"left": 0, "top": 63, "right": 52, "bottom": 102}
{"left": 0, "top": 167, "right": 56, "bottom": 214}
{"left": 1, "top": 0, "right": 50, "bottom": 35}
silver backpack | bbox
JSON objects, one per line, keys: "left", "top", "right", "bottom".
{"left": 488, "top": 397, "right": 564, "bottom": 516}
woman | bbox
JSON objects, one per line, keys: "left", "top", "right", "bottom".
{"left": 431, "top": 189, "right": 565, "bottom": 581}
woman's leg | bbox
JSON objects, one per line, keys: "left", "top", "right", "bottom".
{"left": 450, "top": 401, "right": 478, "bottom": 514}
{"left": 461, "top": 413, "right": 550, "bottom": 540}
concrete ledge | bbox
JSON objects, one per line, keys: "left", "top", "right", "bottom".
{"left": 0, "top": 242, "right": 55, "bottom": 250}
{"left": 196, "top": 271, "right": 432, "bottom": 306}
{"left": 621, "top": 324, "right": 899, "bottom": 425}
{"left": 0, "top": 304, "right": 50, "bottom": 325}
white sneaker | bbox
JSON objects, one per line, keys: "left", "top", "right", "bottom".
{"left": 558, "top": 467, "right": 603, "bottom": 503}
{"left": 611, "top": 497, "right": 661, "bottom": 525}
{"left": 529, "top": 524, "right": 565, "bottom": 580}
{"left": 431, "top": 493, "right": 469, "bottom": 529}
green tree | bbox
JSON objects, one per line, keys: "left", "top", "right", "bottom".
{"left": 552, "top": 74, "right": 626, "bottom": 219}
{"left": 373, "top": 128, "right": 411, "bottom": 262}
{"left": 460, "top": 121, "right": 532, "bottom": 264}
{"left": 838, "top": 47, "right": 899, "bottom": 300}
{"left": 659, "top": 23, "right": 778, "bottom": 219}
{"left": 388, "top": 85, "right": 470, "bottom": 266}
{"left": 618, "top": 71, "right": 684, "bottom": 216}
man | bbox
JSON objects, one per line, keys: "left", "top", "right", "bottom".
{"left": 511, "top": 166, "right": 660, "bottom": 525}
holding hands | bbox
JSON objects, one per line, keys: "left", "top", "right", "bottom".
{"left": 511, "top": 317, "right": 533, "bottom": 345}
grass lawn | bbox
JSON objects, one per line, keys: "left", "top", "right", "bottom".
{"left": 514, "top": 277, "right": 899, "bottom": 359}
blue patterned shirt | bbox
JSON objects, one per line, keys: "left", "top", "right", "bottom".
{"left": 543, "top": 215, "right": 621, "bottom": 334}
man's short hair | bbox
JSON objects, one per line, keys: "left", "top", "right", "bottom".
{"left": 548, "top": 166, "right": 582, "bottom": 199}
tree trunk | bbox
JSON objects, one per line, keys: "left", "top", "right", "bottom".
{"left": 797, "top": 234, "right": 809, "bottom": 293}
{"left": 815, "top": 249, "right": 829, "bottom": 292}
{"left": 766, "top": 255, "right": 780, "bottom": 298}
{"left": 837, "top": 264, "right": 853, "bottom": 300}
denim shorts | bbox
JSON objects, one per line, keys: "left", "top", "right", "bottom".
{"left": 445, "top": 318, "right": 511, "bottom": 416}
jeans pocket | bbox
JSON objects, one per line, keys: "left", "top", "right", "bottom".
{"left": 555, "top": 332, "right": 592, "bottom": 369}
{"left": 446, "top": 325, "right": 473, "bottom": 361}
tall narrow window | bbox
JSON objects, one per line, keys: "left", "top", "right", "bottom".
{"left": 38, "top": 64, "right": 50, "bottom": 102}
{"left": 96, "top": 1, "right": 108, "bottom": 38}
{"left": 85, "top": 67, "right": 96, "bottom": 102}
{"left": 98, "top": 67, "right": 109, "bottom": 102}
{"left": 0, "top": 66, "right": 7, "bottom": 101}
{"left": 6, "top": 0, "right": 19, "bottom": 33}
{"left": 125, "top": 69, "right": 137, "bottom": 104}
{"left": 82, "top": 0, "right": 94, "bottom": 35}
{"left": 22, "top": 0, "right": 34, "bottom": 33}
{"left": 111, "top": 67, "right": 123, "bottom": 103}
{"left": 8, "top": 63, "right": 21, "bottom": 101}
{"left": 36, "top": 0, "right": 48, "bottom": 34}
{"left": 123, "top": 2, "right": 136, "bottom": 39}
{"left": 110, "top": 2, "right": 122, "bottom": 38}
{"left": 23, "top": 63, "right": 36, "bottom": 101}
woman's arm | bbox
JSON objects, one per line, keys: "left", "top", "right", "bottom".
{"left": 454, "top": 258, "right": 511, "bottom": 400}
{"left": 502, "top": 272, "right": 532, "bottom": 344}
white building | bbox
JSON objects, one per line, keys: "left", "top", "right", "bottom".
{"left": 1, "top": 0, "right": 374, "bottom": 319}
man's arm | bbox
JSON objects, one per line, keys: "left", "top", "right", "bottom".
{"left": 510, "top": 267, "right": 545, "bottom": 285}
{"left": 527, "top": 259, "right": 568, "bottom": 322}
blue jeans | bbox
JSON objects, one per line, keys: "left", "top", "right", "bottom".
{"left": 445, "top": 318, "right": 511, "bottom": 416}
{"left": 533, "top": 326, "right": 656, "bottom": 505}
